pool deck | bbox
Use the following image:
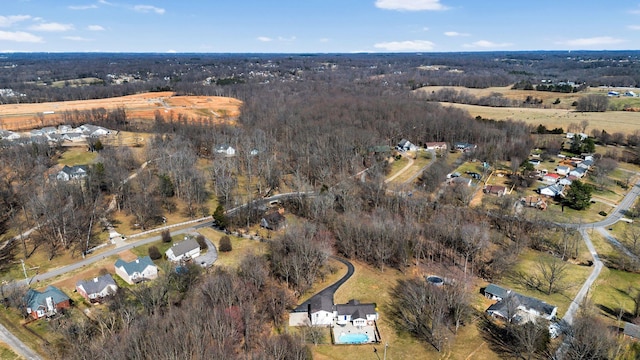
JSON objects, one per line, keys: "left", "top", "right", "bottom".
{"left": 332, "top": 321, "right": 378, "bottom": 344}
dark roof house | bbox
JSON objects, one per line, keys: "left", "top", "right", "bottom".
{"left": 76, "top": 274, "right": 118, "bottom": 302}
{"left": 260, "top": 212, "right": 286, "bottom": 231}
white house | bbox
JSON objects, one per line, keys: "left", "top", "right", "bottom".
{"left": 309, "top": 294, "right": 334, "bottom": 326}
{"left": 486, "top": 285, "right": 557, "bottom": 323}
{"left": 215, "top": 145, "right": 236, "bottom": 156}
{"left": 555, "top": 165, "right": 571, "bottom": 176}
{"left": 76, "top": 274, "right": 118, "bottom": 302}
{"left": 397, "top": 139, "right": 417, "bottom": 152}
{"left": 114, "top": 256, "right": 158, "bottom": 285}
{"left": 335, "top": 300, "right": 378, "bottom": 327}
{"left": 539, "top": 184, "right": 563, "bottom": 197}
{"left": 569, "top": 167, "right": 587, "bottom": 178}
{"left": 56, "top": 165, "right": 88, "bottom": 182}
{"left": 165, "top": 238, "right": 200, "bottom": 263}
{"left": 425, "top": 142, "right": 447, "bottom": 151}
{"left": 542, "top": 173, "right": 560, "bottom": 184}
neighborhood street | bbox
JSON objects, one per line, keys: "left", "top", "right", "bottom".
{"left": 0, "top": 322, "right": 42, "bottom": 360}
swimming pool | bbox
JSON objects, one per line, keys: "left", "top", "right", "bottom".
{"left": 338, "top": 333, "right": 369, "bottom": 344}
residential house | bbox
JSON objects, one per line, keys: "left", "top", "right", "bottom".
{"left": 41, "top": 126, "right": 57, "bottom": 135}
{"left": 260, "top": 211, "right": 287, "bottom": 231}
{"left": 624, "top": 322, "right": 640, "bottom": 341}
{"left": 521, "top": 195, "right": 548, "bottom": 210}
{"left": 335, "top": 299, "right": 378, "bottom": 327}
{"left": 483, "top": 185, "right": 506, "bottom": 197}
{"left": 76, "top": 274, "right": 118, "bottom": 302}
{"left": 215, "top": 144, "right": 236, "bottom": 156}
{"left": 558, "top": 177, "right": 574, "bottom": 186}
{"left": 529, "top": 159, "right": 541, "bottom": 168}
{"left": 396, "top": 139, "right": 417, "bottom": 152}
{"left": 569, "top": 167, "right": 587, "bottom": 178}
{"left": 56, "top": 165, "right": 88, "bottom": 181}
{"left": 538, "top": 184, "right": 564, "bottom": 197}
{"left": 454, "top": 142, "right": 477, "bottom": 152}
{"left": 485, "top": 284, "right": 557, "bottom": 323}
{"left": 542, "top": 173, "right": 560, "bottom": 184}
{"left": 425, "top": 142, "right": 447, "bottom": 151}
{"left": 309, "top": 293, "right": 334, "bottom": 326}
{"left": 555, "top": 165, "right": 571, "bottom": 176}
{"left": 0, "top": 130, "right": 20, "bottom": 141}
{"left": 484, "top": 284, "right": 510, "bottom": 301}
{"left": 165, "top": 238, "right": 201, "bottom": 263}
{"left": 62, "top": 133, "right": 84, "bottom": 142}
{"left": 25, "top": 286, "right": 71, "bottom": 319}
{"left": 79, "top": 124, "right": 111, "bottom": 137}
{"left": 577, "top": 159, "right": 594, "bottom": 170}
{"left": 449, "top": 176, "right": 472, "bottom": 187}
{"left": 566, "top": 132, "right": 588, "bottom": 140}
{"left": 114, "top": 256, "right": 158, "bottom": 285}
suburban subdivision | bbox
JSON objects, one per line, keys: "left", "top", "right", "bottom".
{"left": 1, "top": 51, "right": 640, "bottom": 360}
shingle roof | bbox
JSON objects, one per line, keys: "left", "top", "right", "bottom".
{"left": 168, "top": 239, "right": 200, "bottom": 257}
{"left": 76, "top": 274, "right": 116, "bottom": 295}
{"left": 310, "top": 293, "right": 333, "bottom": 313}
{"left": 485, "top": 284, "right": 509, "bottom": 299}
{"left": 25, "top": 286, "right": 69, "bottom": 310}
{"left": 624, "top": 322, "right": 640, "bottom": 339}
{"left": 335, "top": 299, "right": 377, "bottom": 318}
{"left": 114, "top": 256, "right": 156, "bottom": 275}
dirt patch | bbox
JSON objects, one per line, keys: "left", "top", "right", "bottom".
{"left": 50, "top": 265, "right": 112, "bottom": 293}
{"left": 115, "top": 249, "right": 139, "bottom": 262}
{"left": 0, "top": 92, "right": 243, "bottom": 131}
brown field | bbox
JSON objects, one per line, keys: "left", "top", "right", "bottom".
{"left": 0, "top": 92, "right": 243, "bottom": 131}
{"left": 415, "top": 86, "right": 640, "bottom": 134}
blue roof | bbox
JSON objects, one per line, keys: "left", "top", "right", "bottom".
{"left": 115, "top": 256, "right": 156, "bottom": 275}
{"left": 25, "top": 286, "right": 69, "bottom": 310}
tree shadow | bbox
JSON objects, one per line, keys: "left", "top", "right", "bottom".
{"left": 477, "top": 316, "right": 519, "bottom": 359}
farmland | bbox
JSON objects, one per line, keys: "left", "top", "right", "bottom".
{"left": 0, "top": 91, "right": 242, "bottom": 131}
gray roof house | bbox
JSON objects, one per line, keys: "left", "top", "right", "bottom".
{"left": 166, "top": 238, "right": 201, "bottom": 263}
{"left": 56, "top": 165, "right": 88, "bottom": 182}
{"left": 260, "top": 212, "right": 287, "bottom": 231}
{"left": 486, "top": 287, "right": 557, "bottom": 323}
{"left": 114, "top": 256, "right": 158, "bottom": 285}
{"left": 335, "top": 299, "right": 378, "bottom": 326}
{"left": 484, "top": 284, "right": 510, "bottom": 301}
{"left": 624, "top": 322, "right": 640, "bottom": 340}
{"left": 309, "top": 293, "right": 334, "bottom": 326}
{"left": 76, "top": 274, "right": 118, "bottom": 302}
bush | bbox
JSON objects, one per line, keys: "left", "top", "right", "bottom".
{"left": 161, "top": 230, "right": 172, "bottom": 243}
{"left": 599, "top": 211, "right": 607, "bottom": 217}
{"left": 219, "top": 236, "right": 232, "bottom": 252}
{"left": 148, "top": 246, "right": 162, "bottom": 260}
{"left": 196, "top": 234, "right": 207, "bottom": 250}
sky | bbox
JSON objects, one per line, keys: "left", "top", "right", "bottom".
{"left": 0, "top": 0, "right": 639, "bottom": 53}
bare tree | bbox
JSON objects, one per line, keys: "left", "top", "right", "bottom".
{"left": 537, "top": 257, "right": 568, "bottom": 295}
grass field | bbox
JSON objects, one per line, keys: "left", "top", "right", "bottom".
{"left": 195, "top": 227, "right": 267, "bottom": 269}
{"left": 57, "top": 146, "right": 98, "bottom": 166}
{"left": 500, "top": 249, "right": 592, "bottom": 319}
{"left": 311, "top": 261, "right": 501, "bottom": 360}
{"left": 0, "top": 343, "right": 21, "bottom": 360}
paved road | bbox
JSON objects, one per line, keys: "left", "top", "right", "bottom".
{"left": 294, "top": 256, "right": 355, "bottom": 312}
{"left": 0, "top": 323, "right": 42, "bottom": 360}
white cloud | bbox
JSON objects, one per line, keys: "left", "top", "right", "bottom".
{"left": 68, "top": 4, "right": 98, "bottom": 10}
{"left": 64, "top": 36, "right": 92, "bottom": 41}
{"left": 0, "top": 30, "right": 42, "bottom": 43}
{"left": 375, "top": 0, "right": 448, "bottom": 11}
{"left": 557, "top": 36, "right": 625, "bottom": 47}
{"left": 257, "top": 36, "right": 272, "bottom": 42}
{"left": 444, "top": 31, "right": 469, "bottom": 37}
{"left": 166, "top": 49, "right": 177, "bottom": 53}
{"left": 374, "top": 40, "right": 435, "bottom": 51}
{"left": 319, "top": 38, "right": 329, "bottom": 43}
{"left": 87, "top": 25, "right": 105, "bottom": 31}
{"left": 463, "top": 40, "right": 512, "bottom": 48}
{"left": 627, "top": 25, "right": 640, "bottom": 30}
{"left": 277, "top": 36, "right": 296, "bottom": 42}
{"left": 30, "top": 22, "right": 75, "bottom": 32}
{"left": 0, "top": 15, "right": 31, "bottom": 27}
{"left": 133, "top": 5, "right": 165, "bottom": 14}
{"left": 630, "top": 6, "right": 640, "bottom": 14}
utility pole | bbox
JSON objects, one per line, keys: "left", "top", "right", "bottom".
{"left": 20, "top": 259, "right": 27, "bottom": 281}
{"left": 383, "top": 342, "right": 388, "bottom": 360}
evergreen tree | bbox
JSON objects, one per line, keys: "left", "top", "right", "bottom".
{"left": 564, "top": 180, "right": 593, "bottom": 210}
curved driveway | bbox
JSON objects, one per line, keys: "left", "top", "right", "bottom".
{"left": 295, "top": 256, "right": 355, "bottom": 312}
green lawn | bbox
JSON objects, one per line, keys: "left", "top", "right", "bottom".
{"left": 590, "top": 267, "right": 640, "bottom": 323}
{"left": 316, "top": 261, "right": 500, "bottom": 360}
{"left": 387, "top": 156, "right": 409, "bottom": 178}
{"left": 0, "top": 343, "right": 21, "bottom": 360}
{"left": 500, "top": 249, "right": 592, "bottom": 318}
{"left": 195, "top": 227, "right": 267, "bottom": 269}
{"left": 58, "top": 147, "right": 97, "bottom": 166}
